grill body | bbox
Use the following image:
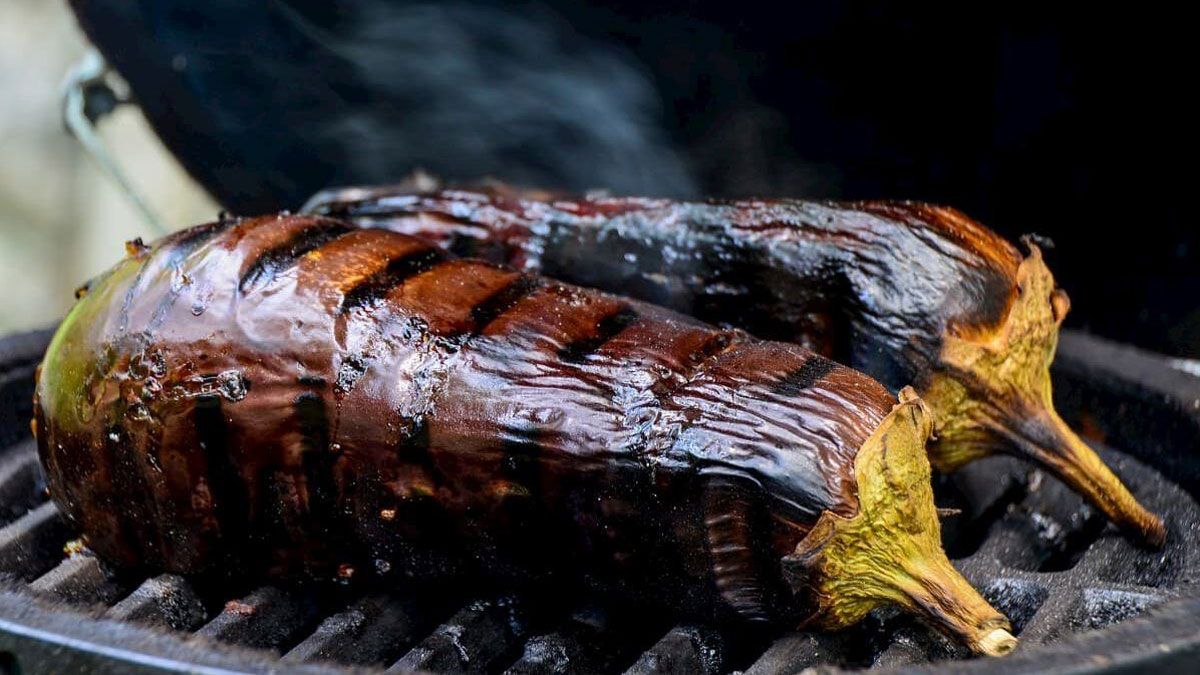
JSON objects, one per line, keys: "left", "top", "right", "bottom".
{"left": 1, "top": 328, "right": 1199, "bottom": 674}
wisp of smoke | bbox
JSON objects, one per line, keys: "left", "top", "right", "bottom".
{"left": 274, "top": 1, "right": 697, "bottom": 198}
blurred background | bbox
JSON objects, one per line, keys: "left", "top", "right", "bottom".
{"left": 1, "top": 1, "right": 1196, "bottom": 357}
{"left": 0, "top": 1, "right": 217, "bottom": 334}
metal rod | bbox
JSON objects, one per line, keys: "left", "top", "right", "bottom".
{"left": 61, "top": 49, "right": 168, "bottom": 235}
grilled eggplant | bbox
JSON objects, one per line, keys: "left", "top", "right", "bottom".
{"left": 34, "top": 215, "right": 1014, "bottom": 655}
{"left": 305, "top": 186, "right": 1165, "bottom": 546}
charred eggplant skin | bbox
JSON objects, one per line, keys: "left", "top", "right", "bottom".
{"left": 36, "top": 215, "right": 1016, "bottom": 653}
{"left": 305, "top": 187, "right": 1164, "bottom": 545}
{"left": 33, "top": 215, "right": 899, "bottom": 618}
{"left": 308, "top": 190, "right": 1015, "bottom": 389}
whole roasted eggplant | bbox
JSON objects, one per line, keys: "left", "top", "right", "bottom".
{"left": 305, "top": 186, "right": 1165, "bottom": 545}
{"left": 34, "top": 215, "right": 1014, "bottom": 655}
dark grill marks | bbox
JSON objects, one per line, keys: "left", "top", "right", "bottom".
{"left": 339, "top": 248, "right": 445, "bottom": 313}
{"left": 106, "top": 423, "right": 161, "bottom": 566}
{"left": 294, "top": 392, "right": 337, "bottom": 533}
{"left": 297, "top": 374, "right": 328, "bottom": 388}
{"left": 468, "top": 275, "right": 543, "bottom": 334}
{"left": 239, "top": 221, "right": 351, "bottom": 292}
{"left": 496, "top": 426, "right": 546, "bottom": 556}
{"left": 772, "top": 355, "right": 837, "bottom": 397}
{"left": 558, "top": 306, "right": 640, "bottom": 362}
{"left": 172, "top": 216, "right": 239, "bottom": 254}
{"left": 194, "top": 394, "right": 250, "bottom": 557}
{"left": 445, "top": 231, "right": 515, "bottom": 265}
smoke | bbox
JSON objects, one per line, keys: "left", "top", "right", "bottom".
{"left": 272, "top": 1, "right": 697, "bottom": 198}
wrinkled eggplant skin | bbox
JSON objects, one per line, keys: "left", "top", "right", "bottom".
{"left": 310, "top": 190, "right": 1022, "bottom": 394}
{"left": 34, "top": 215, "right": 894, "bottom": 621}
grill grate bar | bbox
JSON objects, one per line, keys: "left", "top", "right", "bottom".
{"left": 744, "top": 631, "right": 859, "bottom": 674}
{"left": 965, "top": 512, "right": 1052, "bottom": 571}
{"left": 505, "top": 631, "right": 598, "bottom": 674}
{"left": 939, "top": 457, "right": 1028, "bottom": 561}
{"left": 284, "top": 593, "right": 426, "bottom": 667}
{"left": 978, "top": 577, "right": 1050, "bottom": 634}
{"left": 105, "top": 573, "right": 208, "bottom": 631}
{"left": 1072, "top": 586, "right": 1162, "bottom": 631}
{"left": 873, "top": 627, "right": 959, "bottom": 669}
{"left": 387, "top": 595, "right": 529, "bottom": 674}
{"left": 623, "top": 624, "right": 726, "bottom": 675}
{"left": 0, "top": 501, "right": 71, "bottom": 582}
{"left": 196, "top": 585, "right": 320, "bottom": 652}
{"left": 28, "top": 554, "right": 130, "bottom": 605}
{"left": 1011, "top": 585, "right": 1077, "bottom": 646}
{"left": 504, "top": 604, "right": 669, "bottom": 675}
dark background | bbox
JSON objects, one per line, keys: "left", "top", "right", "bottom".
{"left": 70, "top": 1, "right": 1199, "bottom": 357}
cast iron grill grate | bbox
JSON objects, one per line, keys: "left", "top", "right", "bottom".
{"left": 2, "top": 329, "right": 1199, "bottom": 674}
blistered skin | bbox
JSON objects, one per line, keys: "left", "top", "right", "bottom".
{"left": 34, "top": 215, "right": 897, "bottom": 620}
{"left": 307, "top": 189, "right": 1018, "bottom": 389}
{"left": 306, "top": 187, "right": 1165, "bottom": 545}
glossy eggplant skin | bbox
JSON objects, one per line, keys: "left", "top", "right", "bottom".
{"left": 308, "top": 189, "right": 1020, "bottom": 396}
{"left": 305, "top": 187, "right": 1166, "bottom": 546}
{"left": 33, "top": 215, "right": 897, "bottom": 621}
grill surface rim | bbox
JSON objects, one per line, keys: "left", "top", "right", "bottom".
{"left": 2, "top": 327, "right": 1198, "bottom": 674}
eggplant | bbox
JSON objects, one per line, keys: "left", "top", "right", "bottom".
{"left": 34, "top": 215, "right": 1014, "bottom": 655}
{"left": 304, "top": 185, "right": 1165, "bottom": 546}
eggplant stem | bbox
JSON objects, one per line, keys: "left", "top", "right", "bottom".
{"left": 785, "top": 388, "right": 1015, "bottom": 656}
{"left": 922, "top": 244, "right": 1165, "bottom": 547}
{"left": 1015, "top": 408, "right": 1166, "bottom": 546}
{"left": 978, "top": 628, "right": 1018, "bottom": 657}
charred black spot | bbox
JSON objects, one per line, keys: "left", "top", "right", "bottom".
{"left": 104, "top": 424, "right": 162, "bottom": 566}
{"left": 340, "top": 248, "right": 445, "bottom": 312}
{"left": 446, "top": 233, "right": 478, "bottom": 258}
{"left": 558, "top": 306, "right": 640, "bottom": 362}
{"left": 239, "top": 221, "right": 351, "bottom": 292}
{"left": 195, "top": 394, "right": 250, "bottom": 556}
{"left": 297, "top": 374, "right": 328, "bottom": 388}
{"left": 294, "top": 392, "right": 337, "bottom": 534}
{"left": 173, "top": 216, "right": 239, "bottom": 254}
{"left": 772, "top": 355, "right": 837, "bottom": 397}
{"left": 469, "top": 275, "right": 542, "bottom": 332}
{"left": 334, "top": 356, "right": 368, "bottom": 396}
{"left": 446, "top": 230, "right": 514, "bottom": 266}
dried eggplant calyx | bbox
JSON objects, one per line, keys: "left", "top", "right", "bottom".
{"left": 923, "top": 246, "right": 1164, "bottom": 546}
{"left": 785, "top": 388, "right": 1016, "bottom": 657}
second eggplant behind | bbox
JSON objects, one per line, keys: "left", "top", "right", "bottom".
{"left": 306, "top": 186, "right": 1164, "bottom": 546}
